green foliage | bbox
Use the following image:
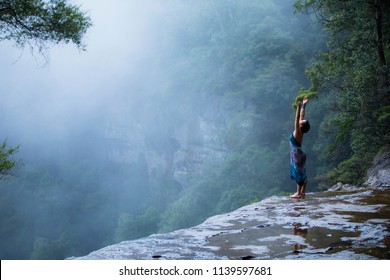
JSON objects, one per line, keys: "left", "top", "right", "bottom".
{"left": 0, "top": 140, "right": 19, "bottom": 180}
{"left": 294, "top": 0, "right": 390, "bottom": 184}
{"left": 160, "top": 145, "right": 288, "bottom": 232}
{"left": 0, "top": 0, "right": 92, "bottom": 51}
{"left": 293, "top": 87, "right": 319, "bottom": 109}
{"left": 216, "top": 186, "right": 261, "bottom": 213}
{"left": 114, "top": 208, "right": 159, "bottom": 242}
{"left": 325, "top": 155, "right": 368, "bottom": 185}
{"left": 30, "top": 234, "right": 70, "bottom": 260}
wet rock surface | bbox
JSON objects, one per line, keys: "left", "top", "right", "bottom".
{"left": 74, "top": 152, "right": 390, "bottom": 260}
{"left": 74, "top": 185, "right": 390, "bottom": 260}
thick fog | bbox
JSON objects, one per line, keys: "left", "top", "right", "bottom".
{"left": 0, "top": 0, "right": 164, "bottom": 152}
{"left": 0, "top": 0, "right": 325, "bottom": 259}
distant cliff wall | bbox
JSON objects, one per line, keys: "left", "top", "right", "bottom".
{"left": 102, "top": 96, "right": 231, "bottom": 186}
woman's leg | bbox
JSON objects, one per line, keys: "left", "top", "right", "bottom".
{"left": 290, "top": 184, "right": 302, "bottom": 198}
{"left": 299, "top": 180, "right": 307, "bottom": 199}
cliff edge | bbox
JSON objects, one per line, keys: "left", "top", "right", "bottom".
{"left": 74, "top": 151, "right": 390, "bottom": 260}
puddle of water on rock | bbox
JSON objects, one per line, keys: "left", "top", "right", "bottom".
{"left": 206, "top": 223, "right": 385, "bottom": 259}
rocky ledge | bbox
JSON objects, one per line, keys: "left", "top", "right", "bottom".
{"left": 74, "top": 151, "right": 390, "bottom": 260}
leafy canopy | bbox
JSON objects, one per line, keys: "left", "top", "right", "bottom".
{"left": 0, "top": 141, "right": 19, "bottom": 180}
{"left": 0, "top": 0, "right": 92, "bottom": 51}
{"left": 295, "top": 0, "right": 390, "bottom": 182}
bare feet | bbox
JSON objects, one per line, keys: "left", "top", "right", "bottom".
{"left": 290, "top": 192, "right": 302, "bottom": 199}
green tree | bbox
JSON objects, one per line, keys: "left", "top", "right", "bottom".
{"left": 0, "top": 0, "right": 92, "bottom": 51}
{"left": 0, "top": 140, "right": 18, "bottom": 180}
{"left": 295, "top": 0, "right": 390, "bottom": 183}
{"left": 30, "top": 234, "right": 70, "bottom": 260}
{"left": 114, "top": 208, "right": 159, "bottom": 242}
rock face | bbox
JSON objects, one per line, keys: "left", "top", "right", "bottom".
{"left": 364, "top": 149, "right": 390, "bottom": 189}
{"left": 103, "top": 97, "right": 229, "bottom": 186}
{"left": 73, "top": 151, "right": 390, "bottom": 260}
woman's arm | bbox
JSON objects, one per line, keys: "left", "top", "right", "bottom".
{"left": 300, "top": 96, "right": 309, "bottom": 121}
{"left": 295, "top": 101, "right": 302, "bottom": 132}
